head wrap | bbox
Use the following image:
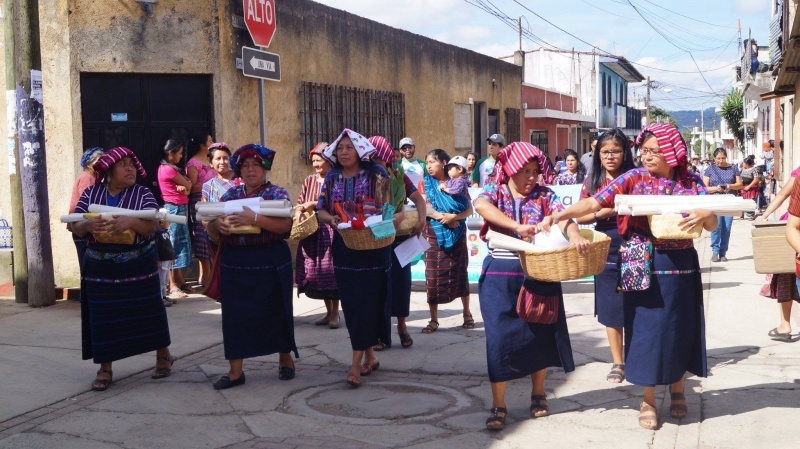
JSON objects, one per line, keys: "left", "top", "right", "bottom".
{"left": 308, "top": 141, "right": 328, "bottom": 159}
{"left": 367, "top": 136, "right": 394, "bottom": 166}
{"left": 208, "top": 142, "right": 231, "bottom": 153}
{"left": 81, "top": 147, "right": 105, "bottom": 169}
{"left": 494, "top": 142, "right": 552, "bottom": 184}
{"left": 231, "top": 144, "right": 276, "bottom": 177}
{"left": 322, "top": 129, "right": 375, "bottom": 165}
{"left": 92, "top": 147, "right": 147, "bottom": 184}
{"left": 635, "top": 123, "right": 688, "bottom": 170}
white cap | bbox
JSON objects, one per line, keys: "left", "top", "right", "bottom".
{"left": 398, "top": 137, "right": 415, "bottom": 148}
{"left": 446, "top": 155, "right": 468, "bottom": 171}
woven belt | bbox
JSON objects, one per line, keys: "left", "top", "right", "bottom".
{"left": 85, "top": 241, "right": 155, "bottom": 263}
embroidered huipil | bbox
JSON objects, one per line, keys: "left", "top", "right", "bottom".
{"left": 75, "top": 184, "right": 159, "bottom": 246}
{"left": 202, "top": 177, "right": 240, "bottom": 203}
{"left": 593, "top": 167, "right": 707, "bottom": 248}
{"left": 219, "top": 182, "right": 291, "bottom": 246}
{"left": 479, "top": 183, "right": 565, "bottom": 239}
{"left": 580, "top": 178, "right": 616, "bottom": 231}
{"left": 317, "top": 165, "right": 390, "bottom": 216}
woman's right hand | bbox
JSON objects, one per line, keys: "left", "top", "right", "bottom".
{"left": 85, "top": 216, "right": 110, "bottom": 234}
{"left": 515, "top": 224, "right": 537, "bottom": 238}
{"left": 215, "top": 215, "right": 232, "bottom": 236}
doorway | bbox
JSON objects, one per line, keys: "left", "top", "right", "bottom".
{"left": 80, "top": 73, "right": 214, "bottom": 203}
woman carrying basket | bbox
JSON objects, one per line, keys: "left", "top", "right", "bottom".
{"left": 369, "top": 135, "right": 427, "bottom": 350}
{"left": 553, "top": 123, "right": 716, "bottom": 430}
{"left": 473, "top": 142, "right": 589, "bottom": 431}
{"left": 316, "top": 129, "right": 393, "bottom": 388}
{"left": 206, "top": 144, "right": 298, "bottom": 389}
{"left": 575, "top": 128, "right": 636, "bottom": 384}
{"left": 71, "top": 147, "right": 175, "bottom": 391}
{"left": 294, "top": 142, "right": 340, "bottom": 328}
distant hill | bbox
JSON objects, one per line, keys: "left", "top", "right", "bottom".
{"left": 669, "top": 107, "right": 718, "bottom": 131}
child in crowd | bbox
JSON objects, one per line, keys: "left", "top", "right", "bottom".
{"left": 156, "top": 220, "right": 177, "bottom": 307}
{"left": 439, "top": 155, "right": 471, "bottom": 198}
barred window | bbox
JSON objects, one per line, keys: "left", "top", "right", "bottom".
{"left": 300, "top": 82, "right": 405, "bottom": 162}
{"left": 530, "top": 130, "right": 548, "bottom": 156}
{"left": 505, "top": 108, "right": 521, "bottom": 143}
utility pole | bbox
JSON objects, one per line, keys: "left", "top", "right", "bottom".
{"left": 646, "top": 76, "right": 651, "bottom": 125}
{"left": 701, "top": 106, "right": 706, "bottom": 159}
{"left": 4, "top": 0, "right": 28, "bottom": 303}
{"left": 518, "top": 17, "right": 522, "bottom": 52}
{"left": 5, "top": 0, "right": 55, "bottom": 307}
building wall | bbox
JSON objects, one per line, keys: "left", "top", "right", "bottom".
{"left": 0, "top": 0, "right": 521, "bottom": 285}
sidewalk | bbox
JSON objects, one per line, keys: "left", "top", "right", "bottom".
{"left": 0, "top": 219, "right": 798, "bottom": 448}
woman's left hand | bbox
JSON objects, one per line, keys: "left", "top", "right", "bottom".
{"left": 228, "top": 206, "right": 258, "bottom": 227}
{"left": 570, "top": 234, "right": 591, "bottom": 254}
{"left": 536, "top": 216, "right": 554, "bottom": 233}
{"left": 439, "top": 213, "right": 457, "bottom": 225}
{"left": 678, "top": 209, "right": 713, "bottom": 231}
{"left": 106, "top": 215, "right": 136, "bottom": 234}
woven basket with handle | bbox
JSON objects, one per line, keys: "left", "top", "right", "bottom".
{"left": 396, "top": 210, "right": 419, "bottom": 236}
{"left": 337, "top": 226, "right": 395, "bottom": 250}
{"left": 290, "top": 211, "right": 319, "bottom": 241}
{"left": 518, "top": 229, "right": 610, "bottom": 282}
{"left": 648, "top": 214, "right": 702, "bottom": 240}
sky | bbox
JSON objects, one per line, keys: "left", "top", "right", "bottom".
{"left": 313, "top": 0, "right": 773, "bottom": 112}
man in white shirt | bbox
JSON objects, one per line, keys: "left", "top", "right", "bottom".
{"left": 399, "top": 137, "right": 426, "bottom": 188}
{"left": 471, "top": 134, "right": 505, "bottom": 188}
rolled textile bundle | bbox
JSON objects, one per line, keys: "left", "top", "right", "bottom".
{"left": 195, "top": 200, "right": 290, "bottom": 213}
{"left": 194, "top": 207, "right": 293, "bottom": 222}
{"left": 87, "top": 204, "right": 188, "bottom": 224}
{"left": 614, "top": 194, "right": 756, "bottom": 216}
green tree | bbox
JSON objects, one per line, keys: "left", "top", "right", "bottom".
{"left": 720, "top": 89, "right": 744, "bottom": 153}
{"left": 650, "top": 105, "right": 678, "bottom": 126}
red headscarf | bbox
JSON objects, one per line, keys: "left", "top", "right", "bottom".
{"left": 635, "top": 123, "right": 688, "bottom": 171}
{"left": 92, "top": 147, "right": 146, "bottom": 184}
{"left": 494, "top": 142, "right": 552, "bottom": 184}
{"left": 308, "top": 141, "right": 328, "bottom": 159}
{"left": 367, "top": 136, "right": 394, "bottom": 166}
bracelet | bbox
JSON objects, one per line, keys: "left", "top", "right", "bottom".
{"left": 253, "top": 212, "right": 259, "bottom": 226}
{"left": 593, "top": 212, "right": 598, "bottom": 222}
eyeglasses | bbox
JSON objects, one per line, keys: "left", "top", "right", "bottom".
{"left": 599, "top": 150, "right": 623, "bottom": 158}
{"left": 639, "top": 148, "right": 663, "bottom": 156}
{"left": 401, "top": 145, "right": 413, "bottom": 149}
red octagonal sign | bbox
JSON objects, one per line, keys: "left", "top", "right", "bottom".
{"left": 243, "top": 0, "right": 277, "bottom": 48}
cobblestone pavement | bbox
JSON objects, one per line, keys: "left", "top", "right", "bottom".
{"left": 0, "top": 220, "right": 798, "bottom": 448}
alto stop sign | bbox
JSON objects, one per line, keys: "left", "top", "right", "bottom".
{"left": 243, "top": 0, "right": 277, "bottom": 48}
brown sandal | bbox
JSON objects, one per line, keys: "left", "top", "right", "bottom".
{"left": 421, "top": 320, "right": 439, "bottom": 334}
{"left": 462, "top": 313, "right": 475, "bottom": 329}
{"left": 151, "top": 355, "right": 176, "bottom": 379}
{"left": 91, "top": 369, "right": 113, "bottom": 391}
{"left": 670, "top": 391, "right": 688, "bottom": 419}
{"left": 530, "top": 394, "right": 549, "bottom": 418}
{"left": 638, "top": 402, "right": 658, "bottom": 430}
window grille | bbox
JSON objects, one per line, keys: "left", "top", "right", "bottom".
{"left": 505, "top": 108, "right": 521, "bottom": 143}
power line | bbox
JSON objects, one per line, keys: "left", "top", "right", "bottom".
{"left": 637, "top": 0, "right": 736, "bottom": 29}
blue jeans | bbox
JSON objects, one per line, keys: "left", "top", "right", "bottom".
{"left": 710, "top": 215, "right": 733, "bottom": 256}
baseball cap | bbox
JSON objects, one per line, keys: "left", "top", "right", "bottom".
{"left": 446, "top": 155, "right": 468, "bottom": 171}
{"left": 486, "top": 134, "right": 506, "bottom": 146}
{"left": 398, "top": 137, "right": 415, "bottom": 148}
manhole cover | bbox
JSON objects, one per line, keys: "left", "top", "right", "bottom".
{"left": 285, "top": 381, "right": 471, "bottom": 425}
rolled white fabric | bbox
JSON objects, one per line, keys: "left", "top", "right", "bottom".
{"left": 86, "top": 205, "right": 188, "bottom": 225}
{"left": 195, "top": 208, "right": 293, "bottom": 222}
{"left": 195, "top": 200, "right": 290, "bottom": 213}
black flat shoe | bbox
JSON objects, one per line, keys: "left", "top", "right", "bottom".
{"left": 278, "top": 366, "right": 295, "bottom": 381}
{"left": 213, "top": 372, "right": 245, "bottom": 390}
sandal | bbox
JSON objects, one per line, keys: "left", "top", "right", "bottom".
{"left": 670, "top": 391, "right": 688, "bottom": 419}
{"left": 91, "top": 369, "right": 113, "bottom": 391}
{"left": 360, "top": 360, "right": 380, "bottom": 376}
{"left": 314, "top": 317, "right": 330, "bottom": 326}
{"left": 151, "top": 355, "right": 176, "bottom": 379}
{"left": 606, "top": 363, "right": 625, "bottom": 383}
{"left": 346, "top": 370, "right": 361, "bottom": 388}
{"left": 421, "top": 320, "right": 439, "bottom": 334}
{"left": 462, "top": 313, "right": 475, "bottom": 329}
{"left": 638, "top": 402, "right": 658, "bottom": 430}
{"left": 530, "top": 394, "right": 549, "bottom": 418}
{"left": 768, "top": 327, "right": 793, "bottom": 342}
{"left": 162, "top": 297, "right": 172, "bottom": 307}
{"left": 372, "top": 341, "right": 389, "bottom": 352}
{"left": 485, "top": 407, "right": 507, "bottom": 431}
{"left": 399, "top": 332, "right": 413, "bottom": 348}
{"left": 168, "top": 288, "right": 188, "bottom": 299}
{"left": 178, "top": 283, "right": 194, "bottom": 294}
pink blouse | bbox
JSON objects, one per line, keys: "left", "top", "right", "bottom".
{"left": 186, "top": 158, "right": 216, "bottom": 186}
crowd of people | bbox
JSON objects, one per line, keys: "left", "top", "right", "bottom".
{"left": 66, "top": 122, "right": 799, "bottom": 432}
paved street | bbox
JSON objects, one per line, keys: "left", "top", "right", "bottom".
{"left": 0, "top": 219, "right": 798, "bottom": 449}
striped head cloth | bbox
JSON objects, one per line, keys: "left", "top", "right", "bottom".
{"left": 495, "top": 142, "right": 552, "bottom": 185}
{"left": 367, "top": 135, "right": 394, "bottom": 166}
{"left": 92, "top": 147, "right": 146, "bottom": 184}
{"left": 308, "top": 141, "right": 328, "bottom": 159}
{"left": 635, "top": 123, "right": 688, "bottom": 170}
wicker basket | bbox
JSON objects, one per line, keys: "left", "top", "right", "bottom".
{"left": 396, "top": 210, "right": 419, "bottom": 236}
{"left": 93, "top": 229, "right": 136, "bottom": 245}
{"left": 337, "top": 226, "right": 395, "bottom": 250}
{"left": 518, "top": 229, "right": 611, "bottom": 282}
{"left": 290, "top": 212, "right": 319, "bottom": 241}
{"left": 223, "top": 216, "right": 261, "bottom": 234}
{"left": 648, "top": 214, "right": 702, "bottom": 240}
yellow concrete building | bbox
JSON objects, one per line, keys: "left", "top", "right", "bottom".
{"left": 0, "top": 0, "right": 521, "bottom": 286}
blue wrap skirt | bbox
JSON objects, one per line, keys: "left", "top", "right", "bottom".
{"left": 479, "top": 256, "right": 575, "bottom": 382}
{"left": 594, "top": 226, "right": 624, "bottom": 328}
{"left": 220, "top": 242, "right": 298, "bottom": 360}
{"left": 622, "top": 246, "right": 707, "bottom": 386}
{"left": 332, "top": 234, "right": 392, "bottom": 351}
